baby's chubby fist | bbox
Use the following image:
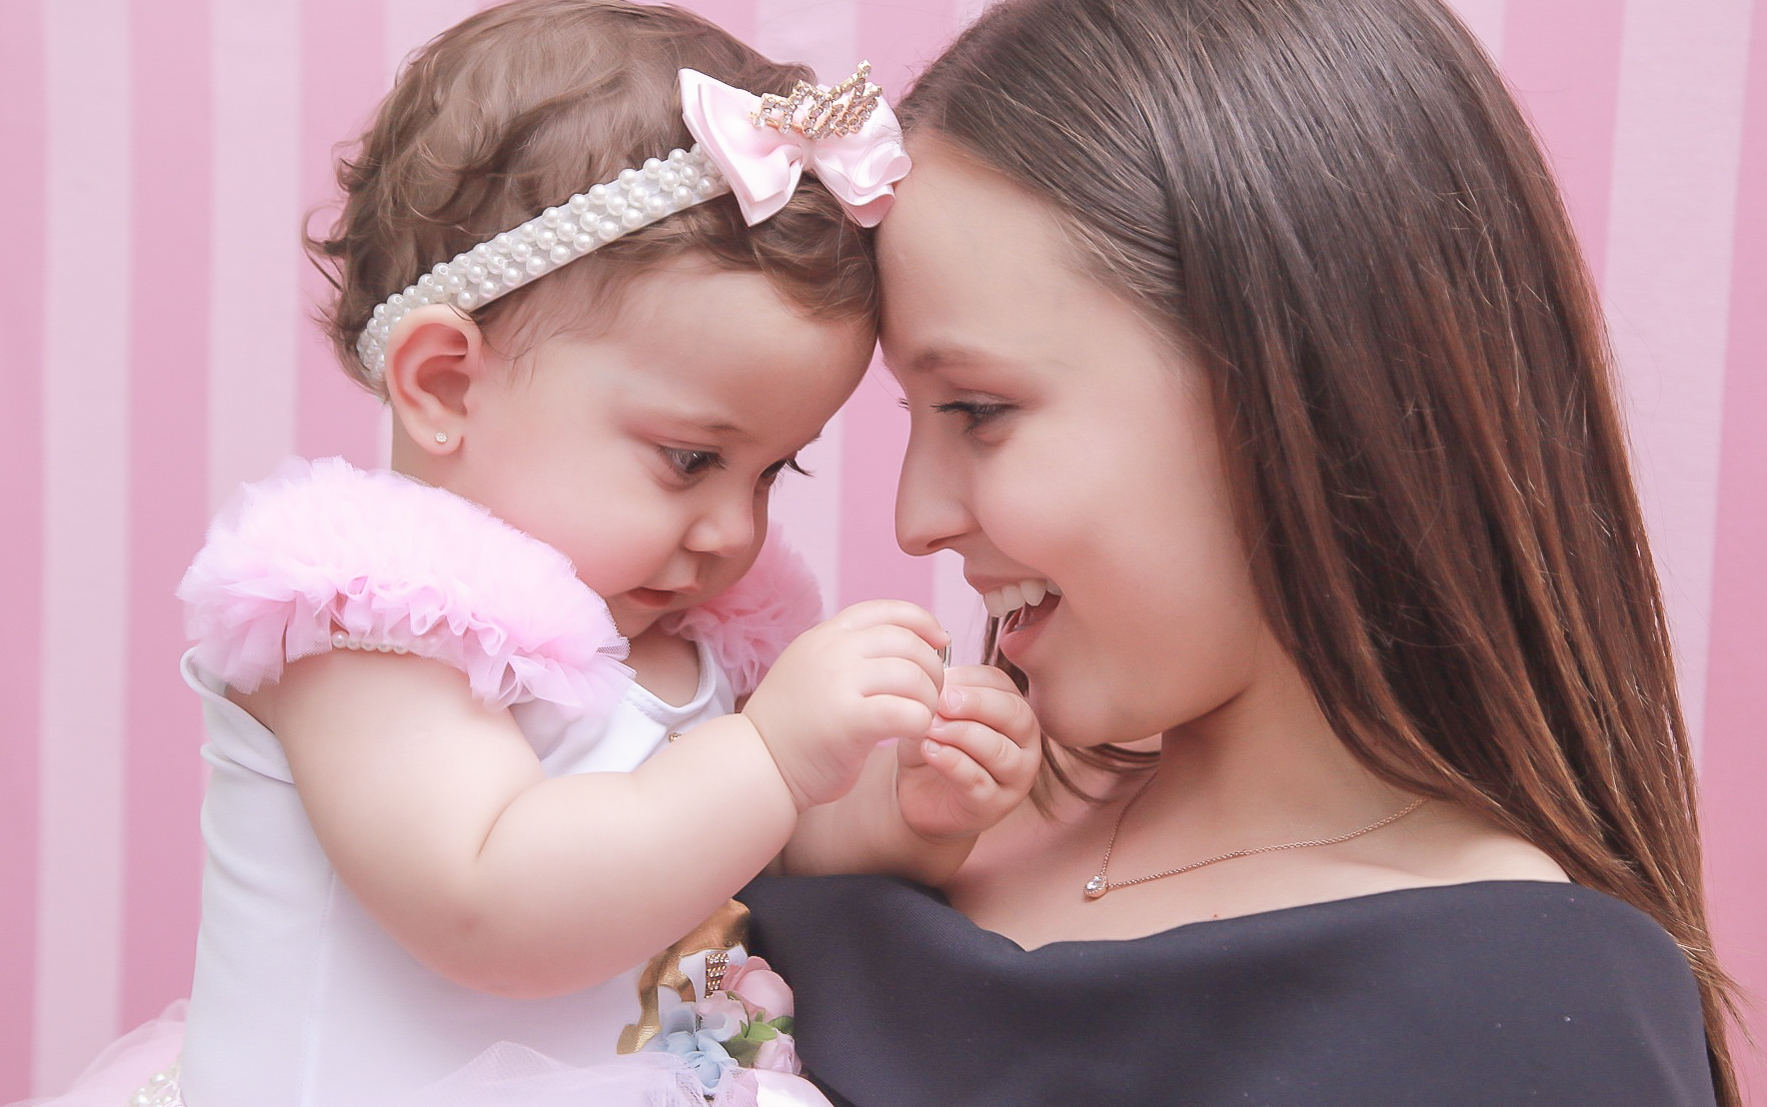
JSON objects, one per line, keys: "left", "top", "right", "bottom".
{"left": 742, "top": 600, "right": 948, "bottom": 811}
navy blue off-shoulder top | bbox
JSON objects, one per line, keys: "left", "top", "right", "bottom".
{"left": 739, "top": 877, "right": 1717, "bottom": 1106}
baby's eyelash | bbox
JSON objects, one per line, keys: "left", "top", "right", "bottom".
{"left": 761, "top": 457, "right": 812, "bottom": 484}
{"left": 660, "top": 446, "right": 725, "bottom": 478}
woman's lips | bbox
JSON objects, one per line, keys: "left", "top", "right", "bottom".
{"left": 999, "top": 592, "right": 1060, "bottom": 661}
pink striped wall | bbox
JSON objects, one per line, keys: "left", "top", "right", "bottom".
{"left": 3, "top": 0, "right": 1762, "bottom": 1098}
{"left": 0, "top": 0, "right": 47, "bottom": 1089}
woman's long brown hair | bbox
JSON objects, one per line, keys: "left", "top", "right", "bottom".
{"left": 903, "top": 0, "right": 1739, "bottom": 1098}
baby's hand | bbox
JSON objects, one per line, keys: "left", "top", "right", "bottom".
{"left": 896, "top": 664, "right": 1041, "bottom": 843}
{"left": 743, "top": 600, "right": 947, "bottom": 812}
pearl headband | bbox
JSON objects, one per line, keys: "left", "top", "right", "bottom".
{"left": 355, "top": 63, "right": 911, "bottom": 384}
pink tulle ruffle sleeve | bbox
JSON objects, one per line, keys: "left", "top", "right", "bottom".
{"left": 177, "top": 457, "right": 631, "bottom": 719}
{"left": 662, "top": 526, "right": 822, "bottom": 696}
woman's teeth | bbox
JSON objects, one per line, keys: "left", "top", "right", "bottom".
{"left": 982, "top": 580, "right": 1062, "bottom": 618}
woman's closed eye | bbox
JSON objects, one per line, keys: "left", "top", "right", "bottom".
{"left": 933, "top": 399, "right": 1014, "bottom": 433}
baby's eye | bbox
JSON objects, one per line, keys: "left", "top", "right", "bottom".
{"left": 660, "top": 446, "right": 724, "bottom": 480}
{"left": 933, "top": 399, "right": 1013, "bottom": 433}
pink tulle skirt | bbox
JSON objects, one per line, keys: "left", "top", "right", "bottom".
{"left": 11, "top": 1006, "right": 831, "bottom": 1107}
{"left": 9, "top": 1003, "right": 185, "bottom": 1107}
{"left": 410, "top": 1043, "right": 834, "bottom": 1107}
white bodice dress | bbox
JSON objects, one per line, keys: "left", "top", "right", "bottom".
{"left": 178, "top": 638, "right": 736, "bottom": 1107}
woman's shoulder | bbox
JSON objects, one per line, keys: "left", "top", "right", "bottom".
{"left": 743, "top": 875, "right": 1717, "bottom": 1106}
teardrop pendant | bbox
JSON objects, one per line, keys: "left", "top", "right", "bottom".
{"left": 1084, "top": 875, "right": 1108, "bottom": 899}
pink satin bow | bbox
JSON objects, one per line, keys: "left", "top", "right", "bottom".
{"left": 679, "top": 67, "right": 912, "bottom": 228}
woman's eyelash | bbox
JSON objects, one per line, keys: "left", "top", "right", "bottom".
{"left": 933, "top": 399, "right": 1012, "bottom": 429}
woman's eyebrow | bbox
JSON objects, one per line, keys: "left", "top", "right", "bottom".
{"left": 896, "top": 344, "right": 1004, "bottom": 376}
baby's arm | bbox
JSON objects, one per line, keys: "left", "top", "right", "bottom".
{"left": 249, "top": 599, "right": 944, "bottom": 999}
{"left": 780, "top": 663, "right": 1041, "bottom": 886}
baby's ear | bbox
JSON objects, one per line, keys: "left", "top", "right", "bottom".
{"left": 383, "top": 304, "right": 489, "bottom": 456}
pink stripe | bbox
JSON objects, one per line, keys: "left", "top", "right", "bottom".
{"left": 1702, "top": 4, "right": 1767, "bottom": 1095}
{"left": 838, "top": 362, "right": 936, "bottom": 609}
{"left": 1447, "top": 0, "right": 1507, "bottom": 56}
{"left": 858, "top": 0, "right": 960, "bottom": 102}
{"left": 0, "top": 0, "right": 46, "bottom": 1093}
{"left": 834, "top": 0, "right": 962, "bottom": 611}
{"left": 120, "top": 0, "right": 210, "bottom": 1029}
{"left": 1502, "top": 0, "right": 1626, "bottom": 281}
{"left": 682, "top": 0, "right": 757, "bottom": 51}
{"left": 208, "top": 0, "right": 301, "bottom": 501}
{"left": 297, "top": 0, "right": 388, "bottom": 465}
{"left": 1603, "top": 0, "right": 1754, "bottom": 745}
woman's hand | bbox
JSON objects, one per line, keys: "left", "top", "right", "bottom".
{"left": 896, "top": 664, "right": 1042, "bottom": 843}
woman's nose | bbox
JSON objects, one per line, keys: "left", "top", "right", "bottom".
{"left": 895, "top": 439, "right": 970, "bottom": 556}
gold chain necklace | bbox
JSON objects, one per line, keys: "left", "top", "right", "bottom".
{"left": 1083, "top": 780, "right": 1427, "bottom": 900}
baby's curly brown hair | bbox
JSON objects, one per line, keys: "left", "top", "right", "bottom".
{"left": 307, "top": 0, "right": 879, "bottom": 392}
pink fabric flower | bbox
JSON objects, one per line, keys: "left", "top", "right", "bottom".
{"left": 752, "top": 1035, "right": 801, "bottom": 1076}
{"left": 721, "top": 956, "right": 795, "bottom": 1021}
{"left": 693, "top": 992, "right": 751, "bottom": 1041}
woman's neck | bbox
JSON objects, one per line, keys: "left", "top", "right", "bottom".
{"left": 1142, "top": 649, "right": 1411, "bottom": 852}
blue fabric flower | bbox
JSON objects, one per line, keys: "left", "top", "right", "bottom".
{"left": 649, "top": 1004, "right": 741, "bottom": 1092}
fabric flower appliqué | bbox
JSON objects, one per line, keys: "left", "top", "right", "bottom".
{"left": 645, "top": 956, "right": 802, "bottom": 1097}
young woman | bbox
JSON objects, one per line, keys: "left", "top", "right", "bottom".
{"left": 742, "top": 0, "right": 1736, "bottom": 1102}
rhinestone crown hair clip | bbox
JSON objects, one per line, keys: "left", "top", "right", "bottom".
{"left": 354, "top": 63, "right": 911, "bottom": 386}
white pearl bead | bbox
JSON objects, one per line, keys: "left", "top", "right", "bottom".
{"left": 589, "top": 184, "right": 608, "bottom": 203}
{"left": 644, "top": 157, "right": 663, "bottom": 177}
{"left": 536, "top": 229, "right": 557, "bottom": 249}
{"left": 673, "top": 186, "right": 694, "bottom": 206}
{"left": 659, "top": 168, "right": 680, "bottom": 189}
{"left": 550, "top": 243, "right": 572, "bottom": 262}
{"left": 574, "top": 233, "right": 594, "bottom": 252}
{"left": 457, "top": 289, "right": 478, "bottom": 309}
{"left": 619, "top": 168, "right": 639, "bottom": 185}
{"left": 569, "top": 194, "right": 590, "bottom": 212}
{"left": 621, "top": 206, "right": 645, "bottom": 228}
{"left": 332, "top": 631, "right": 349, "bottom": 649}
{"left": 598, "top": 218, "right": 620, "bottom": 239}
{"left": 525, "top": 254, "right": 547, "bottom": 274}
{"left": 604, "top": 194, "right": 627, "bottom": 215}
{"left": 511, "top": 241, "right": 532, "bottom": 260}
